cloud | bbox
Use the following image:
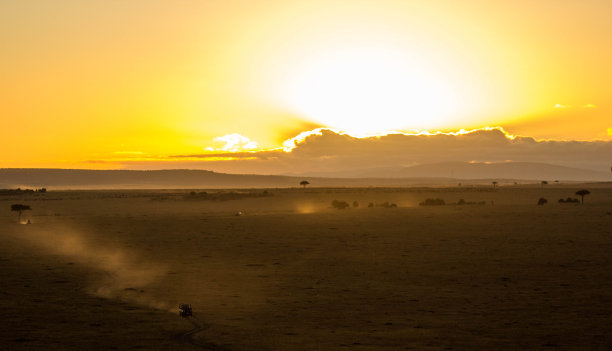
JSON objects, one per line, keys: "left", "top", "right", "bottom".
{"left": 113, "top": 151, "right": 145, "bottom": 155}
{"left": 162, "top": 127, "right": 611, "bottom": 175}
{"left": 212, "top": 133, "right": 259, "bottom": 152}
{"left": 554, "top": 103, "right": 597, "bottom": 109}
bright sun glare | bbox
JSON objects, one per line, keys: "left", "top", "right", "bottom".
{"left": 279, "top": 47, "right": 461, "bottom": 135}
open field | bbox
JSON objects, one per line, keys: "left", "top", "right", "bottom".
{"left": 1, "top": 186, "right": 611, "bottom": 350}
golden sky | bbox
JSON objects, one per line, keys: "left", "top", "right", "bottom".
{"left": 1, "top": 0, "right": 611, "bottom": 169}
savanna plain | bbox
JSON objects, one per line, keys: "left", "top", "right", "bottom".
{"left": 1, "top": 185, "right": 611, "bottom": 350}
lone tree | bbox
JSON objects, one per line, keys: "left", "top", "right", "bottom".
{"left": 541, "top": 180, "right": 548, "bottom": 188}
{"left": 11, "top": 204, "right": 31, "bottom": 223}
{"left": 575, "top": 189, "right": 590, "bottom": 204}
{"left": 300, "top": 180, "right": 310, "bottom": 189}
{"left": 492, "top": 181, "right": 498, "bottom": 189}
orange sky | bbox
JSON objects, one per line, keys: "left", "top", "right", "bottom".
{"left": 1, "top": 0, "right": 611, "bottom": 169}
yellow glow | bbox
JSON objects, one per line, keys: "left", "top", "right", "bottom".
{"left": 277, "top": 47, "right": 461, "bottom": 134}
{"left": 1, "top": 0, "right": 612, "bottom": 168}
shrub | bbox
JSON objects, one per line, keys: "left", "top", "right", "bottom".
{"left": 537, "top": 198, "right": 548, "bottom": 205}
{"left": 331, "top": 200, "right": 350, "bottom": 210}
{"left": 455, "top": 199, "right": 486, "bottom": 206}
{"left": 558, "top": 197, "right": 579, "bottom": 204}
{"left": 419, "top": 198, "right": 445, "bottom": 206}
{"left": 377, "top": 202, "right": 397, "bottom": 208}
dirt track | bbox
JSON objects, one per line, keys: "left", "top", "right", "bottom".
{"left": 181, "top": 315, "right": 231, "bottom": 350}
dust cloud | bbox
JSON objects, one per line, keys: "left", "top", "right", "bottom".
{"left": 14, "top": 224, "right": 172, "bottom": 312}
{"left": 295, "top": 202, "right": 318, "bottom": 214}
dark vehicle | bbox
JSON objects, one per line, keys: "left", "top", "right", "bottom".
{"left": 179, "top": 303, "right": 192, "bottom": 317}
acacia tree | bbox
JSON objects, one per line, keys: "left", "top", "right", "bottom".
{"left": 300, "top": 180, "right": 310, "bottom": 189}
{"left": 11, "top": 204, "right": 31, "bottom": 223}
{"left": 575, "top": 189, "right": 590, "bottom": 204}
{"left": 492, "top": 181, "right": 498, "bottom": 189}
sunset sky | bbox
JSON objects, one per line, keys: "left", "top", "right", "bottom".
{"left": 1, "top": 0, "right": 611, "bottom": 171}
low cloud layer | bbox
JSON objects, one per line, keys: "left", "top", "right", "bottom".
{"left": 157, "top": 128, "right": 612, "bottom": 176}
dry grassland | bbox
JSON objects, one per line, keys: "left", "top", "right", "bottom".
{"left": 1, "top": 186, "right": 611, "bottom": 350}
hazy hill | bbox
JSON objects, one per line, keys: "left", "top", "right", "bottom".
{"left": 0, "top": 163, "right": 609, "bottom": 189}
{"left": 295, "top": 162, "right": 611, "bottom": 181}
{"left": 0, "top": 169, "right": 298, "bottom": 189}
{"left": 0, "top": 168, "right": 455, "bottom": 189}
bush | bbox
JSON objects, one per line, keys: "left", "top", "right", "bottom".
{"left": 331, "top": 200, "right": 350, "bottom": 210}
{"left": 377, "top": 201, "right": 397, "bottom": 208}
{"left": 558, "top": 197, "right": 579, "bottom": 204}
{"left": 455, "top": 199, "right": 486, "bottom": 206}
{"left": 352, "top": 201, "right": 359, "bottom": 208}
{"left": 538, "top": 198, "right": 548, "bottom": 206}
{"left": 419, "top": 198, "right": 445, "bottom": 206}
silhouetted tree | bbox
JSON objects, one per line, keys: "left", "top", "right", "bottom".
{"left": 575, "top": 189, "right": 590, "bottom": 204}
{"left": 11, "top": 204, "right": 31, "bottom": 223}
{"left": 492, "top": 181, "right": 498, "bottom": 189}
{"left": 541, "top": 180, "right": 548, "bottom": 188}
{"left": 537, "top": 198, "right": 547, "bottom": 206}
{"left": 300, "top": 180, "right": 310, "bottom": 189}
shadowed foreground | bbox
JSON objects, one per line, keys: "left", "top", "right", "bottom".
{"left": 1, "top": 186, "right": 611, "bottom": 350}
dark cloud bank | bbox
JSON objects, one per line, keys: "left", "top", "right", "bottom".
{"left": 169, "top": 128, "right": 611, "bottom": 180}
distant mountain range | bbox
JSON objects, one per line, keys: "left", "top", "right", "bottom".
{"left": 0, "top": 162, "right": 609, "bottom": 189}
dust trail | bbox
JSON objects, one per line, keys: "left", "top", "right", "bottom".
{"left": 13, "top": 224, "right": 172, "bottom": 312}
{"left": 295, "top": 201, "right": 322, "bottom": 214}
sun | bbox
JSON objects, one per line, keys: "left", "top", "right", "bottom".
{"left": 278, "top": 47, "right": 461, "bottom": 135}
